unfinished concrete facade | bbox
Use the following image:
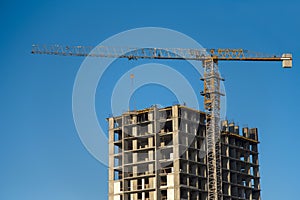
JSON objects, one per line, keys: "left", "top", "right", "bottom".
{"left": 221, "top": 121, "right": 261, "bottom": 200}
{"left": 108, "top": 105, "right": 260, "bottom": 200}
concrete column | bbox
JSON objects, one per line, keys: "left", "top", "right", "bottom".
{"left": 108, "top": 118, "right": 115, "bottom": 200}
{"left": 153, "top": 106, "right": 160, "bottom": 200}
{"left": 172, "top": 105, "right": 181, "bottom": 200}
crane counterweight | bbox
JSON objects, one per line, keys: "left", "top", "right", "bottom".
{"left": 282, "top": 53, "right": 293, "bottom": 68}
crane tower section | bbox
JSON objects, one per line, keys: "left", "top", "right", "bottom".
{"left": 201, "top": 59, "right": 224, "bottom": 200}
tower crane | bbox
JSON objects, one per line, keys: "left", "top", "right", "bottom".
{"left": 32, "top": 44, "right": 292, "bottom": 200}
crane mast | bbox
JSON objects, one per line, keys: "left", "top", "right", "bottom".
{"left": 32, "top": 44, "right": 292, "bottom": 200}
{"left": 202, "top": 59, "right": 223, "bottom": 200}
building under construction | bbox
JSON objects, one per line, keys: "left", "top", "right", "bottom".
{"left": 108, "top": 105, "right": 261, "bottom": 200}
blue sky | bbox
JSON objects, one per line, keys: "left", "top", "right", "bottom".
{"left": 0, "top": 0, "right": 300, "bottom": 199}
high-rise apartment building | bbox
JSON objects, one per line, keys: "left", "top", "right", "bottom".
{"left": 108, "top": 105, "right": 260, "bottom": 200}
